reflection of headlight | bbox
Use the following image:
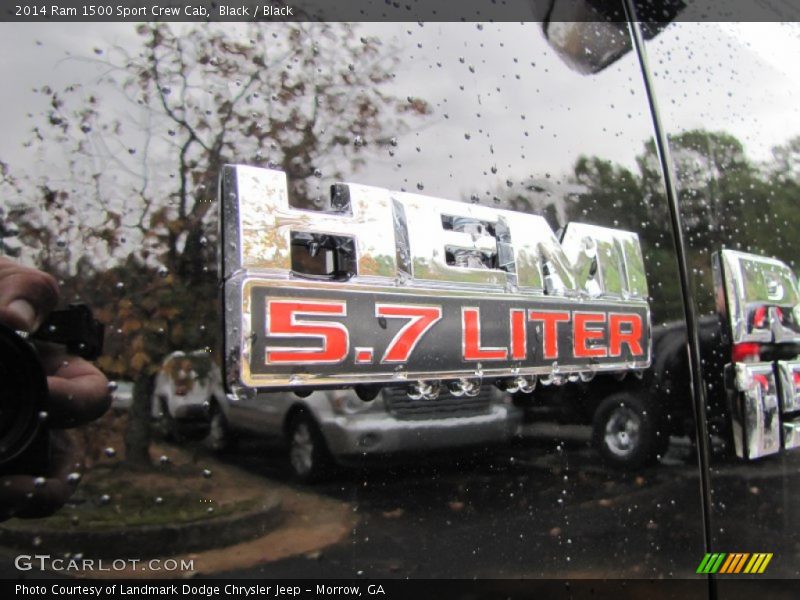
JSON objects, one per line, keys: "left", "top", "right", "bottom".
{"left": 331, "top": 392, "right": 375, "bottom": 415}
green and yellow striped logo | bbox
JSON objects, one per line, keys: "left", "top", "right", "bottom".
{"left": 696, "top": 553, "right": 773, "bottom": 574}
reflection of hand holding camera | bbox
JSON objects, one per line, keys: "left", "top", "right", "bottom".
{"left": 0, "top": 258, "right": 110, "bottom": 520}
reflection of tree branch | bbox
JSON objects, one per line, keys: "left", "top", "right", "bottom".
{"left": 177, "top": 136, "right": 193, "bottom": 221}
{"left": 135, "top": 113, "right": 155, "bottom": 235}
{"left": 206, "top": 67, "right": 260, "bottom": 189}
{"left": 149, "top": 29, "right": 210, "bottom": 154}
{"left": 24, "top": 21, "right": 430, "bottom": 268}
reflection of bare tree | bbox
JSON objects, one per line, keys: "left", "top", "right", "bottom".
{"left": 14, "top": 23, "right": 430, "bottom": 466}
{"left": 25, "top": 23, "right": 429, "bottom": 267}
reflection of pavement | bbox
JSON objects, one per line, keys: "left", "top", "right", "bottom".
{"left": 227, "top": 429, "right": 788, "bottom": 578}
{"left": 5, "top": 427, "right": 800, "bottom": 579}
{"left": 520, "top": 422, "right": 592, "bottom": 443}
{"left": 706, "top": 451, "right": 800, "bottom": 577}
{"left": 101, "top": 481, "right": 356, "bottom": 579}
{"left": 204, "top": 435, "right": 705, "bottom": 579}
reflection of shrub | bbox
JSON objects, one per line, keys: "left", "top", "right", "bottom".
{"left": 6, "top": 466, "right": 259, "bottom": 530}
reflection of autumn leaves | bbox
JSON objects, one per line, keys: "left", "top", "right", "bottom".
{"left": 358, "top": 254, "right": 397, "bottom": 277}
{"left": 90, "top": 265, "right": 217, "bottom": 381}
{"left": 125, "top": 353, "right": 147, "bottom": 373}
{"left": 358, "top": 255, "right": 379, "bottom": 275}
{"left": 12, "top": 22, "right": 434, "bottom": 468}
{"left": 242, "top": 212, "right": 329, "bottom": 269}
{"left": 242, "top": 227, "right": 288, "bottom": 268}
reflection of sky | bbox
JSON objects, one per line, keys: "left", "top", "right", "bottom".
{"left": 1, "top": 22, "right": 798, "bottom": 223}
{"left": 1, "top": 24, "right": 138, "bottom": 173}
{"left": 647, "top": 22, "right": 800, "bottom": 164}
{"left": 351, "top": 22, "right": 652, "bottom": 200}
{"left": 1, "top": 22, "right": 653, "bottom": 207}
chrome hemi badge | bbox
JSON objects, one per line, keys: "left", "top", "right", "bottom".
{"left": 220, "top": 166, "right": 651, "bottom": 391}
{"left": 715, "top": 249, "right": 800, "bottom": 459}
{"left": 717, "top": 249, "right": 800, "bottom": 345}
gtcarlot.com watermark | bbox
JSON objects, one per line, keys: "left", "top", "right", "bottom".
{"left": 15, "top": 554, "right": 194, "bottom": 573}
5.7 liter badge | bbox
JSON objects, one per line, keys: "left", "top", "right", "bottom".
{"left": 219, "top": 166, "right": 651, "bottom": 391}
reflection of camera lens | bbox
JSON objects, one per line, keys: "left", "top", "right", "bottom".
{"left": 0, "top": 323, "right": 47, "bottom": 466}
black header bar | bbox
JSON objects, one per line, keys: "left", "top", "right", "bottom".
{"left": 3, "top": 0, "right": 800, "bottom": 23}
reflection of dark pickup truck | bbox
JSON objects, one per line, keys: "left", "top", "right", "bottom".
{"left": 518, "top": 316, "right": 726, "bottom": 469}
{"left": 523, "top": 303, "right": 800, "bottom": 469}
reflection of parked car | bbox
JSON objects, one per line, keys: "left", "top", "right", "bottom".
{"left": 151, "top": 352, "right": 521, "bottom": 481}
{"left": 150, "top": 350, "right": 224, "bottom": 440}
{"left": 212, "top": 385, "right": 521, "bottom": 483}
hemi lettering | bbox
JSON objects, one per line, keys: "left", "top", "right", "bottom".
{"left": 529, "top": 311, "right": 570, "bottom": 360}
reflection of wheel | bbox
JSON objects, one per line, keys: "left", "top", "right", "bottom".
{"left": 206, "top": 401, "right": 234, "bottom": 452}
{"left": 286, "top": 412, "right": 332, "bottom": 483}
{"left": 592, "top": 393, "right": 660, "bottom": 469}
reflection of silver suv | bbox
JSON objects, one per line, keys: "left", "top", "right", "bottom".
{"left": 153, "top": 351, "right": 522, "bottom": 481}
{"left": 150, "top": 350, "right": 224, "bottom": 440}
{"left": 213, "top": 385, "right": 521, "bottom": 482}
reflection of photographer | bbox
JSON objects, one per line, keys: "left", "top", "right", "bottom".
{"left": 0, "top": 257, "right": 110, "bottom": 520}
